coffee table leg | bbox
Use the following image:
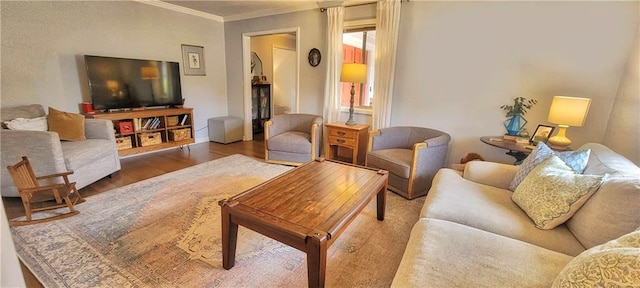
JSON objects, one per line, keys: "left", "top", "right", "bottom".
{"left": 306, "top": 233, "right": 328, "bottom": 288}
{"left": 376, "top": 186, "right": 386, "bottom": 221}
{"left": 221, "top": 206, "right": 238, "bottom": 270}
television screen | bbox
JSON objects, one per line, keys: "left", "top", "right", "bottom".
{"left": 84, "top": 55, "right": 183, "bottom": 111}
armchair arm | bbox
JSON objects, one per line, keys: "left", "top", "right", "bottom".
{"left": 1, "top": 130, "right": 67, "bottom": 197}
{"left": 84, "top": 118, "right": 116, "bottom": 141}
{"left": 409, "top": 136, "right": 450, "bottom": 192}
{"left": 463, "top": 161, "right": 518, "bottom": 190}
{"left": 311, "top": 116, "right": 323, "bottom": 158}
{"left": 310, "top": 122, "right": 319, "bottom": 159}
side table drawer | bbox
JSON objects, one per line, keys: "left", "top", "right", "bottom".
{"left": 329, "top": 129, "right": 356, "bottom": 139}
{"left": 328, "top": 136, "right": 356, "bottom": 147}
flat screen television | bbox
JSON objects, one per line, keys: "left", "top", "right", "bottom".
{"left": 84, "top": 55, "right": 183, "bottom": 111}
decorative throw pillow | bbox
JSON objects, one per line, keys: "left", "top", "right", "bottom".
{"left": 509, "top": 142, "right": 591, "bottom": 191}
{"left": 4, "top": 117, "right": 48, "bottom": 131}
{"left": 512, "top": 155, "right": 604, "bottom": 229}
{"left": 47, "top": 107, "right": 86, "bottom": 141}
{"left": 552, "top": 228, "right": 640, "bottom": 287}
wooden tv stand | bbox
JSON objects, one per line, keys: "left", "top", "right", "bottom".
{"left": 86, "top": 107, "right": 195, "bottom": 157}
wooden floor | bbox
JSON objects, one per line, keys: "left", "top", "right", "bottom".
{"left": 2, "top": 139, "right": 265, "bottom": 288}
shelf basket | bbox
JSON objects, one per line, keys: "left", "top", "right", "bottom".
{"left": 139, "top": 132, "right": 162, "bottom": 147}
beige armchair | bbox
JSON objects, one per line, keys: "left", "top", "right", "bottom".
{"left": 366, "top": 126, "right": 451, "bottom": 199}
{"left": 264, "top": 114, "right": 323, "bottom": 166}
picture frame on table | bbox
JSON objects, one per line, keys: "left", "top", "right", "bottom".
{"left": 181, "top": 44, "right": 205, "bottom": 76}
{"left": 530, "top": 124, "right": 555, "bottom": 145}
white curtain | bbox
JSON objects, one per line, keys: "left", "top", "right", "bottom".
{"left": 371, "top": 0, "right": 402, "bottom": 131}
{"left": 323, "top": 6, "right": 344, "bottom": 124}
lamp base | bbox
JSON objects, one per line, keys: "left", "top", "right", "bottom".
{"left": 547, "top": 125, "right": 571, "bottom": 150}
{"left": 345, "top": 83, "right": 357, "bottom": 126}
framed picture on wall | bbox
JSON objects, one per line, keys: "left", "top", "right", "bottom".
{"left": 530, "top": 124, "right": 555, "bottom": 145}
{"left": 181, "top": 44, "right": 206, "bottom": 76}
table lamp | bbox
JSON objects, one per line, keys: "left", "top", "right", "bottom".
{"left": 340, "top": 63, "right": 367, "bottom": 126}
{"left": 547, "top": 96, "right": 592, "bottom": 150}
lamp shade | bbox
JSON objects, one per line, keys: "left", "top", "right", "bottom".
{"left": 141, "top": 66, "right": 159, "bottom": 80}
{"left": 340, "top": 63, "right": 367, "bottom": 83}
{"left": 547, "top": 96, "right": 591, "bottom": 127}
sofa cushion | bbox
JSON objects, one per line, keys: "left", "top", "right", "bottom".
{"left": 552, "top": 228, "right": 640, "bottom": 287}
{"left": 566, "top": 143, "right": 640, "bottom": 249}
{"left": 366, "top": 148, "right": 411, "bottom": 178}
{"left": 392, "top": 218, "right": 574, "bottom": 288}
{"left": 4, "top": 117, "right": 48, "bottom": 131}
{"left": 267, "top": 131, "right": 311, "bottom": 154}
{"left": 0, "top": 104, "right": 46, "bottom": 123}
{"left": 509, "top": 143, "right": 590, "bottom": 191}
{"left": 512, "top": 155, "right": 605, "bottom": 230}
{"left": 421, "top": 168, "right": 586, "bottom": 256}
{"left": 61, "top": 139, "right": 115, "bottom": 170}
{"left": 47, "top": 107, "right": 86, "bottom": 141}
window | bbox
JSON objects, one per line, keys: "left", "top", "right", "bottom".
{"left": 342, "top": 27, "right": 375, "bottom": 109}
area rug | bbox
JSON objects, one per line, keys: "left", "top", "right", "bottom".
{"left": 10, "top": 154, "right": 425, "bottom": 287}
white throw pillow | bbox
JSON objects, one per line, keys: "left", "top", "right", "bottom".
{"left": 552, "top": 228, "right": 640, "bottom": 287}
{"left": 512, "top": 155, "right": 605, "bottom": 229}
{"left": 4, "top": 117, "right": 48, "bottom": 131}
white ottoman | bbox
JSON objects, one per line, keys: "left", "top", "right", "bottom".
{"left": 208, "top": 116, "right": 243, "bottom": 144}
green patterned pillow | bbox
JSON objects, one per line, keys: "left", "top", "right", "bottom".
{"left": 512, "top": 155, "right": 604, "bottom": 229}
{"left": 552, "top": 228, "right": 640, "bottom": 287}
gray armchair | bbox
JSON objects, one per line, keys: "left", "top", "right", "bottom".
{"left": 1, "top": 104, "right": 121, "bottom": 197}
{"left": 264, "top": 114, "right": 323, "bottom": 166}
{"left": 366, "top": 126, "right": 451, "bottom": 199}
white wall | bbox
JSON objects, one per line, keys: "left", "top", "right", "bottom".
{"left": 0, "top": 1, "right": 228, "bottom": 142}
{"left": 392, "top": 1, "right": 639, "bottom": 164}
{"left": 604, "top": 22, "right": 640, "bottom": 165}
{"left": 225, "top": 10, "right": 327, "bottom": 118}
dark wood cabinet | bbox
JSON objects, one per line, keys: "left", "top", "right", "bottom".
{"left": 252, "top": 84, "right": 271, "bottom": 134}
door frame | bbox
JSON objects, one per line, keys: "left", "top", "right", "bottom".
{"left": 242, "top": 27, "right": 300, "bottom": 141}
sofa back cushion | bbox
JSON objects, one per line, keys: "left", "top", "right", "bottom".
{"left": 566, "top": 143, "right": 640, "bottom": 249}
{"left": 1, "top": 104, "right": 46, "bottom": 124}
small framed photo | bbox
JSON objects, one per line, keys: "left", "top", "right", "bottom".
{"left": 181, "top": 44, "right": 205, "bottom": 76}
{"left": 530, "top": 124, "right": 555, "bottom": 145}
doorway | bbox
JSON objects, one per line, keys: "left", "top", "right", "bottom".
{"left": 242, "top": 28, "right": 300, "bottom": 141}
{"left": 272, "top": 46, "right": 296, "bottom": 115}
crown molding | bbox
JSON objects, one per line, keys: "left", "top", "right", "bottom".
{"left": 224, "top": 2, "right": 320, "bottom": 22}
{"left": 134, "top": 0, "right": 224, "bottom": 22}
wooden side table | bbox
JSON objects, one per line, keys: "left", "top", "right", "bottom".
{"left": 480, "top": 136, "right": 533, "bottom": 164}
{"left": 325, "top": 122, "right": 370, "bottom": 165}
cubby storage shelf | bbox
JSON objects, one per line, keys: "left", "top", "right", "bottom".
{"left": 86, "top": 107, "right": 194, "bottom": 157}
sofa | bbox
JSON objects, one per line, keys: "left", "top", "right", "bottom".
{"left": 1, "top": 104, "right": 121, "bottom": 197}
{"left": 392, "top": 143, "right": 640, "bottom": 287}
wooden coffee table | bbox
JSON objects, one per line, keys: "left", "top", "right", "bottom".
{"left": 219, "top": 158, "right": 388, "bottom": 287}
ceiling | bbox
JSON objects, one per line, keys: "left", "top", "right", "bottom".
{"left": 161, "top": 1, "right": 325, "bottom": 22}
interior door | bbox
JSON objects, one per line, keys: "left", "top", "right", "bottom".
{"left": 272, "top": 47, "right": 296, "bottom": 115}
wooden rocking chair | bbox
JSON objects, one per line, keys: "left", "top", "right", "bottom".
{"left": 6, "top": 156, "right": 82, "bottom": 226}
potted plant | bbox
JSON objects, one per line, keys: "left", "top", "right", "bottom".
{"left": 500, "top": 97, "right": 537, "bottom": 136}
